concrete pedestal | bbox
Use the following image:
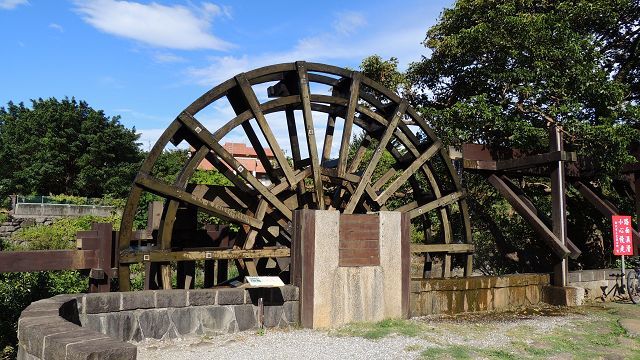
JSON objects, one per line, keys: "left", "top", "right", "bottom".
{"left": 291, "top": 210, "right": 410, "bottom": 329}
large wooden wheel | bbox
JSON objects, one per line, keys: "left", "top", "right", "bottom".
{"left": 117, "top": 62, "right": 473, "bottom": 290}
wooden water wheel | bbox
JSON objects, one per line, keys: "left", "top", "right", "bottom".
{"left": 117, "top": 62, "right": 473, "bottom": 291}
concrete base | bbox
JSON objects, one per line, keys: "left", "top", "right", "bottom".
{"left": 542, "top": 285, "right": 585, "bottom": 306}
{"left": 292, "top": 210, "right": 410, "bottom": 329}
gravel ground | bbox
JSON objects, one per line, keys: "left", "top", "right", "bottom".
{"left": 136, "top": 308, "right": 591, "bottom": 360}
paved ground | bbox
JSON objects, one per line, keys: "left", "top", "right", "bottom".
{"left": 137, "top": 303, "right": 640, "bottom": 360}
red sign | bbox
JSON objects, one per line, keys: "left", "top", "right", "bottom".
{"left": 612, "top": 215, "right": 634, "bottom": 256}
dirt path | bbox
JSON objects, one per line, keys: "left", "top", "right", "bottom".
{"left": 137, "top": 303, "right": 640, "bottom": 360}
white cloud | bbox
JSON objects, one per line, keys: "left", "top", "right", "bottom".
{"left": 0, "top": 0, "right": 28, "bottom": 10}
{"left": 332, "top": 11, "right": 366, "bottom": 35}
{"left": 73, "top": 0, "right": 233, "bottom": 50}
{"left": 49, "top": 23, "right": 64, "bottom": 32}
{"left": 152, "top": 52, "right": 186, "bottom": 64}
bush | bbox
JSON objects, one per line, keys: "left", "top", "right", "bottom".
{"left": 11, "top": 215, "right": 120, "bottom": 250}
{"left": 0, "top": 215, "right": 121, "bottom": 359}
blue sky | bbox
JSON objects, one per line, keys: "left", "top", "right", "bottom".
{"left": 0, "top": 0, "right": 453, "bottom": 151}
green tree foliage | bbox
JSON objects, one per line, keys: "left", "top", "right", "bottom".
{"left": 0, "top": 97, "right": 143, "bottom": 199}
{"left": 361, "top": 0, "right": 640, "bottom": 273}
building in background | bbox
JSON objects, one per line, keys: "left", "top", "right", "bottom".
{"left": 196, "top": 142, "right": 275, "bottom": 186}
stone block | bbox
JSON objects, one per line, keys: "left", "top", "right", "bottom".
{"left": 81, "top": 314, "right": 104, "bottom": 334}
{"left": 16, "top": 345, "right": 40, "bottom": 360}
{"left": 200, "top": 306, "right": 236, "bottom": 334}
{"left": 84, "top": 293, "right": 121, "bottom": 314}
{"left": 542, "top": 286, "right": 584, "bottom": 306}
{"left": 493, "top": 287, "right": 510, "bottom": 310}
{"left": 234, "top": 304, "right": 257, "bottom": 331}
{"left": 102, "top": 312, "right": 137, "bottom": 341}
{"left": 138, "top": 309, "right": 170, "bottom": 339}
{"left": 169, "top": 307, "right": 199, "bottom": 335}
{"left": 188, "top": 289, "right": 216, "bottom": 306}
{"left": 65, "top": 337, "right": 137, "bottom": 360}
{"left": 18, "top": 317, "right": 78, "bottom": 357}
{"left": 282, "top": 301, "right": 299, "bottom": 325}
{"left": 217, "top": 288, "right": 245, "bottom": 305}
{"left": 568, "top": 271, "right": 581, "bottom": 283}
{"left": 262, "top": 306, "right": 283, "bottom": 328}
{"left": 43, "top": 329, "right": 108, "bottom": 360}
{"left": 156, "top": 290, "right": 188, "bottom": 308}
{"left": 121, "top": 291, "right": 155, "bottom": 311}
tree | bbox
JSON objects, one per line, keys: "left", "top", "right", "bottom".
{"left": 0, "top": 98, "right": 143, "bottom": 199}
{"left": 361, "top": 0, "right": 640, "bottom": 273}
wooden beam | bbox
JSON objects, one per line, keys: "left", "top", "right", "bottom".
{"left": 135, "top": 173, "right": 263, "bottom": 228}
{"left": 407, "top": 191, "right": 465, "bottom": 219}
{"left": 337, "top": 73, "right": 361, "bottom": 177}
{"left": 0, "top": 250, "right": 98, "bottom": 272}
{"left": 344, "top": 101, "right": 407, "bottom": 213}
{"left": 375, "top": 140, "right": 443, "bottom": 205}
{"left": 487, "top": 174, "right": 571, "bottom": 258}
{"left": 411, "top": 243, "right": 474, "bottom": 254}
{"left": 296, "top": 61, "right": 325, "bottom": 209}
{"left": 119, "top": 248, "right": 290, "bottom": 264}
{"left": 177, "top": 111, "right": 293, "bottom": 220}
{"left": 235, "top": 74, "right": 296, "bottom": 186}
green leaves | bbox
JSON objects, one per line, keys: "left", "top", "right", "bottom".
{"left": 0, "top": 97, "right": 144, "bottom": 199}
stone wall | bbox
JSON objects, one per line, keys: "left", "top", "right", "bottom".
{"left": 568, "top": 268, "right": 623, "bottom": 301}
{"left": 13, "top": 203, "right": 117, "bottom": 219}
{"left": 0, "top": 217, "right": 54, "bottom": 241}
{"left": 411, "top": 274, "right": 550, "bottom": 316}
{"left": 18, "top": 286, "right": 299, "bottom": 360}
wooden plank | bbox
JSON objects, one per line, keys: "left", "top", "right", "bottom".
{"left": 344, "top": 101, "right": 407, "bottom": 213}
{"left": 375, "top": 140, "right": 443, "bottom": 205}
{"left": 177, "top": 112, "right": 293, "bottom": 220}
{"left": 550, "top": 125, "right": 568, "bottom": 286}
{"left": 488, "top": 174, "right": 571, "bottom": 258}
{"left": 119, "top": 248, "right": 290, "bottom": 263}
{"left": 235, "top": 74, "right": 296, "bottom": 186}
{"left": 0, "top": 250, "right": 98, "bottom": 272}
{"left": 337, "top": 73, "right": 361, "bottom": 177}
{"left": 296, "top": 61, "right": 325, "bottom": 209}
{"left": 411, "top": 243, "right": 475, "bottom": 253}
{"left": 407, "top": 191, "right": 465, "bottom": 219}
{"left": 135, "top": 173, "right": 264, "bottom": 228}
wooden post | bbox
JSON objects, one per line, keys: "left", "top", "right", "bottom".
{"left": 89, "top": 223, "right": 113, "bottom": 293}
{"left": 550, "top": 125, "right": 569, "bottom": 286}
{"left": 144, "top": 201, "right": 163, "bottom": 290}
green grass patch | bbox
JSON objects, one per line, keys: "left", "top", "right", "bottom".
{"left": 334, "top": 319, "right": 424, "bottom": 339}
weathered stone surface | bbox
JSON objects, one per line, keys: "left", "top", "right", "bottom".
{"left": 282, "top": 301, "right": 299, "bottom": 325}
{"left": 43, "top": 329, "right": 109, "bottom": 360}
{"left": 138, "top": 309, "right": 170, "bottom": 339}
{"left": 84, "top": 293, "right": 121, "bottom": 314}
{"left": 262, "top": 306, "right": 283, "bottom": 328}
{"left": 542, "top": 285, "right": 584, "bottom": 306}
{"left": 279, "top": 286, "right": 299, "bottom": 302}
{"left": 121, "top": 291, "right": 154, "bottom": 311}
{"left": 16, "top": 345, "right": 40, "bottom": 360}
{"left": 169, "top": 307, "right": 199, "bottom": 335}
{"left": 235, "top": 304, "right": 257, "bottom": 331}
{"left": 155, "top": 290, "right": 188, "bottom": 308}
{"left": 18, "top": 317, "right": 78, "bottom": 357}
{"left": 200, "top": 306, "right": 236, "bottom": 334}
{"left": 80, "top": 314, "right": 104, "bottom": 333}
{"left": 217, "top": 288, "right": 245, "bottom": 305}
{"left": 65, "top": 337, "right": 137, "bottom": 360}
{"left": 188, "top": 289, "right": 216, "bottom": 306}
{"left": 102, "top": 312, "right": 137, "bottom": 341}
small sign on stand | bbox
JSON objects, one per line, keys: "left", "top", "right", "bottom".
{"left": 612, "top": 215, "right": 634, "bottom": 279}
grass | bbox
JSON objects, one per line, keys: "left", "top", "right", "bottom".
{"left": 333, "top": 304, "right": 640, "bottom": 359}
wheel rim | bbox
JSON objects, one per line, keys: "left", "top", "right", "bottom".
{"left": 117, "top": 62, "right": 474, "bottom": 290}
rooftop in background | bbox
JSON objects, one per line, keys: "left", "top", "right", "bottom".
{"left": 223, "top": 142, "right": 274, "bottom": 158}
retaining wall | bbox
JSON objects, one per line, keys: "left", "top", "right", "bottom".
{"left": 17, "top": 286, "right": 299, "bottom": 360}
{"left": 568, "top": 268, "right": 622, "bottom": 301}
{"left": 411, "top": 274, "right": 550, "bottom": 316}
{"left": 13, "top": 203, "right": 117, "bottom": 219}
